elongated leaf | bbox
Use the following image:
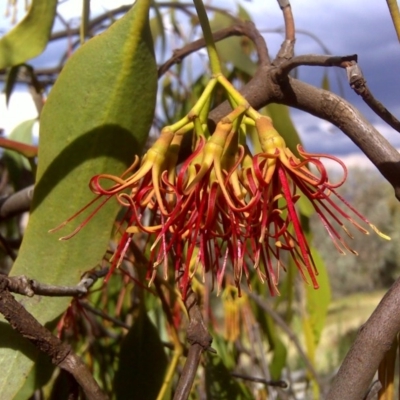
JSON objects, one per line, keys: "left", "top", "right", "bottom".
{"left": 114, "top": 310, "right": 168, "bottom": 400}
{"left": 4, "top": 64, "right": 43, "bottom": 106}
{"left": 4, "top": 65, "right": 20, "bottom": 106}
{"left": 386, "top": 0, "right": 400, "bottom": 42}
{"left": 322, "top": 72, "right": 330, "bottom": 92}
{"left": 0, "top": 1, "right": 157, "bottom": 398}
{"left": 1, "top": 118, "right": 37, "bottom": 190}
{"left": 0, "top": 0, "right": 58, "bottom": 69}
{"left": 305, "top": 246, "right": 331, "bottom": 346}
{"left": 301, "top": 246, "right": 330, "bottom": 398}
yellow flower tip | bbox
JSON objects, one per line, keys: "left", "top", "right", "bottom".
{"left": 126, "top": 226, "right": 140, "bottom": 234}
{"left": 342, "top": 226, "right": 354, "bottom": 239}
{"left": 370, "top": 224, "right": 391, "bottom": 241}
{"left": 48, "top": 222, "right": 67, "bottom": 234}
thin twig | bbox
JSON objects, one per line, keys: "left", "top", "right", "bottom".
{"left": 327, "top": 277, "right": 400, "bottom": 400}
{"left": 273, "top": 54, "right": 358, "bottom": 81}
{"left": 230, "top": 372, "right": 287, "bottom": 388}
{"left": 0, "top": 185, "right": 34, "bottom": 219}
{"left": 345, "top": 60, "right": 400, "bottom": 133}
{"left": 79, "top": 300, "right": 130, "bottom": 330}
{"left": 0, "top": 276, "right": 108, "bottom": 400}
{"left": 158, "top": 21, "right": 270, "bottom": 78}
{"left": 173, "top": 287, "right": 213, "bottom": 400}
{"left": 3, "top": 268, "right": 108, "bottom": 297}
{"left": 273, "top": 0, "right": 295, "bottom": 66}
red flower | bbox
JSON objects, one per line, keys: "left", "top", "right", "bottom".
{"left": 52, "top": 114, "right": 389, "bottom": 296}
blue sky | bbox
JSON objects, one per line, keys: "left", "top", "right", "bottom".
{"left": 1, "top": 0, "right": 400, "bottom": 168}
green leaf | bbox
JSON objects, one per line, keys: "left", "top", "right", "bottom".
{"left": 0, "top": 0, "right": 58, "bottom": 69}
{"left": 4, "top": 64, "right": 42, "bottom": 107}
{"left": 0, "top": 1, "right": 157, "bottom": 398}
{"left": 321, "top": 72, "right": 330, "bottom": 91}
{"left": 1, "top": 118, "right": 37, "bottom": 190}
{"left": 305, "top": 246, "right": 331, "bottom": 347}
{"left": 4, "top": 65, "right": 20, "bottom": 106}
{"left": 301, "top": 246, "right": 331, "bottom": 397}
{"left": 12, "top": 352, "right": 55, "bottom": 400}
{"left": 114, "top": 309, "right": 168, "bottom": 400}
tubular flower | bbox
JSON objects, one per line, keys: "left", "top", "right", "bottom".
{"left": 247, "top": 116, "right": 390, "bottom": 291}
{"left": 54, "top": 111, "right": 389, "bottom": 297}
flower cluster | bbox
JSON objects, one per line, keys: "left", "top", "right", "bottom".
{"left": 54, "top": 113, "right": 389, "bottom": 297}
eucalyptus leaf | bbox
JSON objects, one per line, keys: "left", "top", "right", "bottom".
{"left": 0, "top": 0, "right": 58, "bottom": 69}
{"left": 305, "top": 246, "right": 331, "bottom": 346}
{"left": 0, "top": 1, "right": 157, "bottom": 398}
{"left": 2, "top": 119, "right": 36, "bottom": 190}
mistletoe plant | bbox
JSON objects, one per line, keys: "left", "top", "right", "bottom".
{"left": 0, "top": 0, "right": 398, "bottom": 399}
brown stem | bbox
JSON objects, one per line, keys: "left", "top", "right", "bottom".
{"left": 326, "top": 277, "right": 400, "bottom": 400}
{"left": 0, "top": 276, "right": 108, "bottom": 400}
{"left": 158, "top": 21, "right": 270, "bottom": 78}
{"left": 274, "top": 54, "right": 358, "bottom": 79}
{"left": 173, "top": 288, "right": 212, "bottom": 400}
{"left": 273, "top": 0, "right": 295, "bottom": 66}
{"left": 0, "top": 185, "right": 34, "bottom": 220}
{"left": 2, "top": 268, "right": 108, "bottom": 297}
{"left": 345, "top": 61, "right": 400, "bottom": 133}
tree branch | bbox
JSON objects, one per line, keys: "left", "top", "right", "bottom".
{"left": 326, "top": 277, "right": 400, "bottom": 400}
{"left": 2, "top": 268, "right": 108, "bottom": 297}
{"left": 273, "top": 0, "right": 295, "bottom": 66}
{"left": 158, "top": 21, "right": 270, "bottom": 78}
{"left": 345, "top": 61, "right": 400, "bottom": 133}
{"left": 0, "top": 185, "right": 34, "bottom": 220}
{"left": 273, "top": 54, "right": 358, "bottom": 78}
{"left": 173, "top": 287, "right": 213, "bottom": 400}
{"left": 0, "top": 275, "right": 108, "bottom": 400}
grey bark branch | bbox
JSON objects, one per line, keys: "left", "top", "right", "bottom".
{"left": 0, "top": 185, "right": 34, "bottom": 219}
{"left": 326, "top": 277, "right": 400, "bottom": 400}
{"left": 3, "top": 268, "right": 108, "bottom": 297}
{"left": 0, "top": 276, "right": 108, "bottom": 400}
{"left": 173, "top": 288, "right": 213, "bottom": 400}
{"left": 158, "top": 21, "right": 270, "bottom": 78}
